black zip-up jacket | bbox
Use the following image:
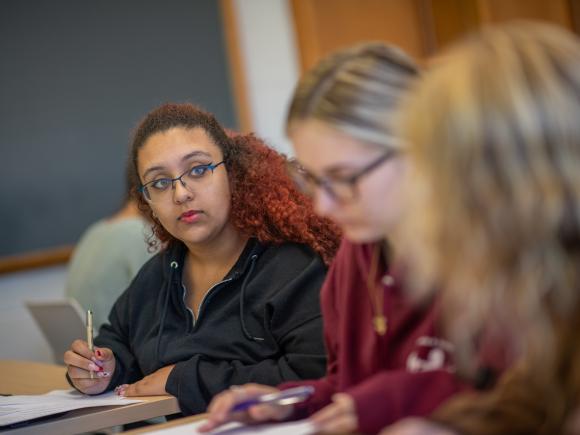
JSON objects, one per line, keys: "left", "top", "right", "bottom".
{"left": 93, "top": 238, "right": 327, "bottom": 414}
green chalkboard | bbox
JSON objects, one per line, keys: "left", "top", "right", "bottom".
{"left": 0, "top": 0, "right": 236, "bottom": 256}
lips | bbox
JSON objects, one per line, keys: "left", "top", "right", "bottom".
{"left": 178, "top": 210, "right": 202, "bottom": 223}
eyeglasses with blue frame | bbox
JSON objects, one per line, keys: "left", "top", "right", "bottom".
{"left": 139, "top": 161, "right": 225, "bottom": 203}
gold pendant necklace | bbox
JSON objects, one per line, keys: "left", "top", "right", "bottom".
{"left": 367, "top": 244, "right": 388, "bottom": 336}
{"left": 373, "top": 315, "right": 387, "bottom": 336}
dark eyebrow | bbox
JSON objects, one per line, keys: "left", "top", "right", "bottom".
{"left": 142, "top": 151, "right": 214, "bottom": 179}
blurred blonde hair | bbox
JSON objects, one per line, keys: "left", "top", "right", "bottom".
{"left": 286, "top": 42, "right": 418, "bottom": 150}
{"left": 398, "top": 21, "right": 580, "bottom": 376}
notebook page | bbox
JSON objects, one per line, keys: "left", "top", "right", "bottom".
{"left": 0, "top": 389, "right": 143, "bottom": 427}
{"left": 147, "top": 418, "right": 316, "bottom": 435}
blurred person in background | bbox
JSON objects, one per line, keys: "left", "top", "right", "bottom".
{"left": 66, "top": 169, "right": 155, "bottom": 330}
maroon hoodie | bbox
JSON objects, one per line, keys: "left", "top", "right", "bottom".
{"left": 280, "top": 239, "right": 467, "bottom": 434}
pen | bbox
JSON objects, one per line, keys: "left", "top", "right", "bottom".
{"left": 231, "top": 386, "right": 314, "bottom": 412}
{"left": 86, "top": 310, "right": 94, "bottom": 379}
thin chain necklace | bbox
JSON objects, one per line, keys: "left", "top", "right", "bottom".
{"left": 366, "top": 243, "right": 387, "bottom": 336}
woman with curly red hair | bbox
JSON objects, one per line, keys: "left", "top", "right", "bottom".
{"left": 63, "top": 103, "right": 340, "bottom": 415}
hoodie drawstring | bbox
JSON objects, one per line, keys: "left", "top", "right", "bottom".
{"left": 156, "top": 251, "right": 263, "bottom": 357}
{"left": 239, "top": 254, "right": 265, "bottom": 342}
{"left": 156, "top": 260, "right": 179, "bottom": 364}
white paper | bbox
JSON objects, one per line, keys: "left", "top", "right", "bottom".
{"left": 0, "top": 389, "right": 143, "bottom": 427}
{"left": 147, "top": 418, "right": 316, "bottom": 435}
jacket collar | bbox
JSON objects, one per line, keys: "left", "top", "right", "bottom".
{"left": 161, "top": 238, "right": 266, "bottom": 283}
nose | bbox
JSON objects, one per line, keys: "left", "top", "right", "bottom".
{"left": 313, "top": 186, "right": 337, "bottom": 218}
{"left": 172, "top": 178, "right": 193, "bottom": 204}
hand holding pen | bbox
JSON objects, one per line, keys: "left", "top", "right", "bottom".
{"left": 230, "top": 386, "right": 314, "bottom": 411}
{"left": 63, "top": 310, "right": 117, "bottom": 395}
{"left": 199, "top": 385, "right": 314, "bottom": 432}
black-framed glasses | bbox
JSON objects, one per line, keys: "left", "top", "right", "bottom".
{"left": 286, "top": 151, "right": 397, "bottom": 202}
{"left": 139, "top": 161, "right": 225, "bottom": 203}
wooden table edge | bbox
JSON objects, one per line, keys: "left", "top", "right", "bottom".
{"left": 5, "top": 395, "right": 180, "bottom": 435}
{"left": 122, "top": 413, "right": 207, "bottom": 434}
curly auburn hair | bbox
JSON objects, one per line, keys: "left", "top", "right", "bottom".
{"left": 129, "top": 103, "right": 341, "bottom": 265}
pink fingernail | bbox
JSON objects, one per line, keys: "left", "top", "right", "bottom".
{"left": 115, "top": 384, "right": 128, "bottom": 395}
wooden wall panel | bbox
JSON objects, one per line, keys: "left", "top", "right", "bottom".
{"left": 291, "top": 0, "right": 429, "bottom": 71}
{"left": 479, "top": 0, "right": 572, "bottom": 27}
{"left": 290, "top": 0, "right": 578, "bottom": 70}
{"left": 430, "top": 0, "right": 481, "bottom": 48}
{"left": 430, "top": 0, "right": 576, "bottom": 50}
{"left": 572, "top": 0, "right": 580, "bottom": 33}
{"left": 220, "top": 0, "right": 254, "bottom": 132}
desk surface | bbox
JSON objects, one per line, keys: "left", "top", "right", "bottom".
{"left": 0, "top": 360, "right": 69, "bottom": 395}
{"left": 124, "top": 414, "right": 206, "bottom": 434}
{"left": 0, "top": 360, "right": 180, "bottom": 435}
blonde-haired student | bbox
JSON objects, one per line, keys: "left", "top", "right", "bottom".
{"left": 383, "top": 21, "right": 580, "bottom": 435}
{"left": 202, "top": 42, "right": 469, "bottom": 435}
